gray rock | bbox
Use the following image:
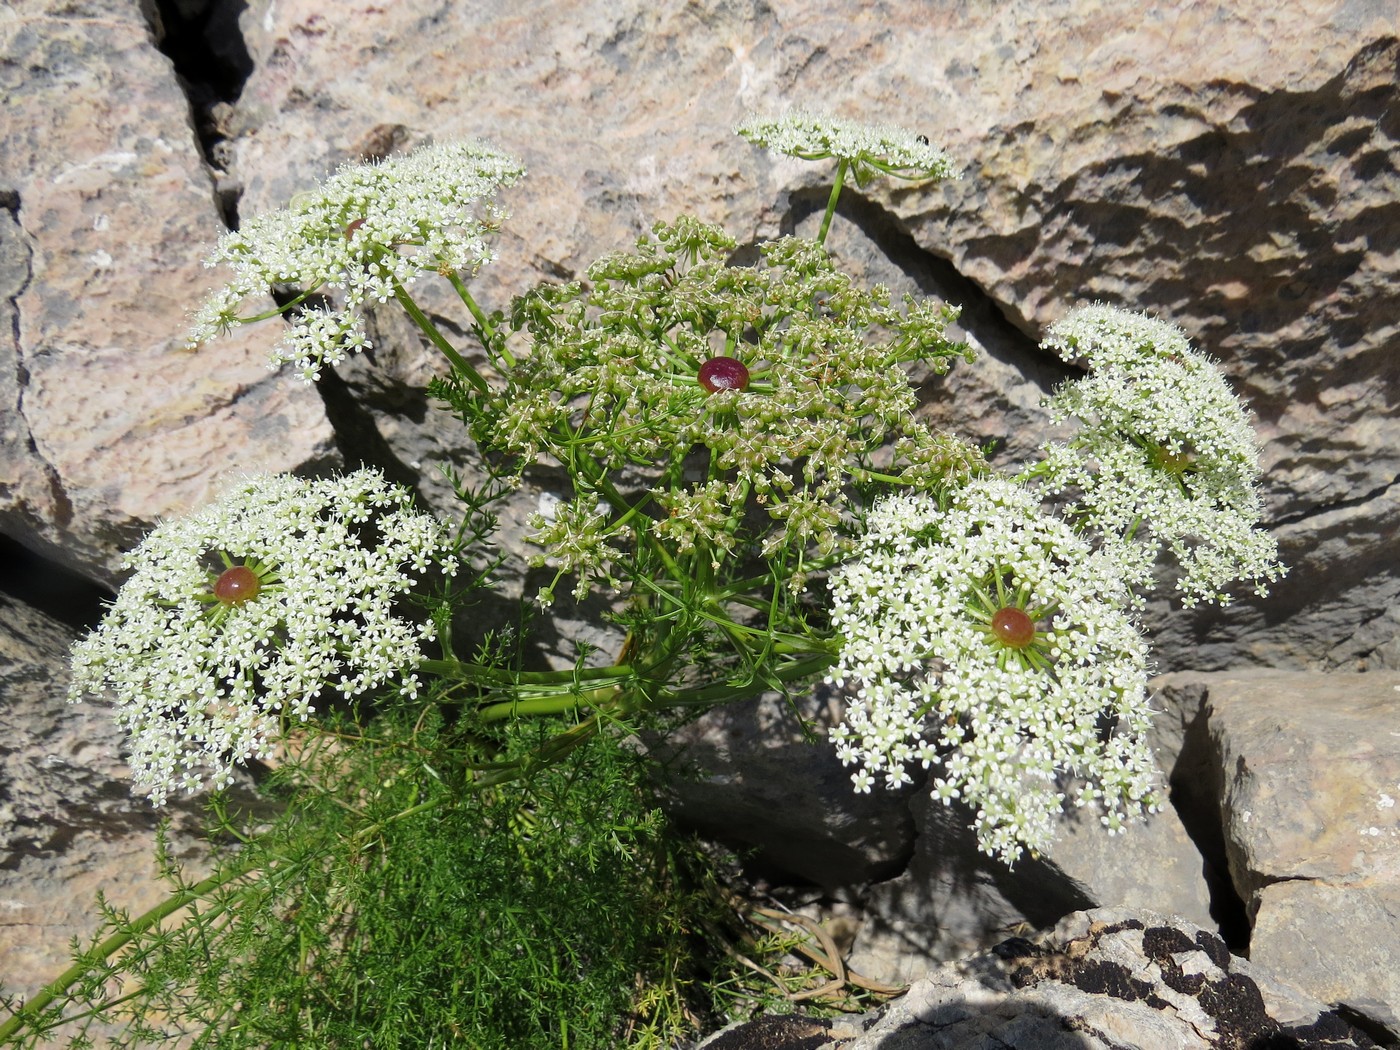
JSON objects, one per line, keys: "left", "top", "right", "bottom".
{"left": 832, "top": 908, "right": 1380, "bottom": 1050}
{"left": 1158, "top": 669, "right": 1400, "bottom": 1038}
{"left": 846, "top": 773, "right": 1212, "bottom": 987}
{"left": 0, "top": 592, "right": 211, "bottom": 1023}
{"left": 650, "top": 688, "right": 917, "bottom": 889}
{"left": 0, "top": 4, "right": 334, "bottom": 583}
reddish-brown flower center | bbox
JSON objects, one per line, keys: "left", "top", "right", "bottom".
{"left": 991, "top": 606, "right": 1036, "bottom": 648}
{"left": 697, "top": 356, "right": 750, "bottom": 393}
{"left": 213, "top": 565, "right": 261, "bottom": 604}
{"left": 344, "top": 218, "right": 365, "bottom": 239}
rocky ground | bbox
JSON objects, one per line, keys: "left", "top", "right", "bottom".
{"left": 701, "top": 909, "right": 1389, "bottom": 1049}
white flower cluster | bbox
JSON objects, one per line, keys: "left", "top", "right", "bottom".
{"left": 827, "top": 479, "right": 1161, "bottom": 862}
{"left": 188, "top": 140, "right": 525, "bottom": 381}
{"left": 1034, "top": 304, "right": 1284, "bottom": 605}
{"left": 68, "top": 470, "right": 457, "bottom": 805}
{"left": 736, "top": 111, "right": 959, "bottom": 184}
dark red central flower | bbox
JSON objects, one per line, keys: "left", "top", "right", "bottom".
{"left": 213, "top": 565, "right": 261, "bottom": 604}
{"left": 991, "top": 606, "right": 1036, "bottom": 648}
{"left": 697, "top": 356, "right": 750, "bottom": 393}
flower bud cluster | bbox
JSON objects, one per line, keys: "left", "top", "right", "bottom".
{"left": 490, "top": 217, "right": 981, "bottom": 594}
{"left": 1033, "top": 304, "right": 1284, "bottom": 605}
{"left": 188, "top": 140, "right": 524, "bottom": 381}
{"left": 827, "top": 478, "right": 1161, "bottom": 862}
{"left": 68, "top": 470, "right": 457, "bottom": 805}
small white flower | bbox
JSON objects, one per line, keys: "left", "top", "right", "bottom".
{"left": 68, "top": 470, "right": 457, "bottom": 805}
{"left": 1030, "top": 303, "right": 1285, "bottom": 605}
{"left": 826, "top": 478, "right": 1161, "bottom": 863}
{"left": 737, "top": 111, "right": 959, "bottom": 185}
{"left": 188, "top": 140, "right": 525, "bottom": 381}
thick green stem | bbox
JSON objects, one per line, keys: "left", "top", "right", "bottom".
{"left": 445, "top": 272, "right": 512, "bottom": 368}
{"left": 0, "top": 852, "right": 266, "bottom": 1042}
{"left": 471, "top": 718, "right": 605, "bottom": 787}
{"left": 475, "top": 684, "right": 622, "bottom": 723}
{"left": 817, "top": 159, "right": 849, "bottom": 247}
{"left": 391, "top": 279, "right": 489, "bottom": 393}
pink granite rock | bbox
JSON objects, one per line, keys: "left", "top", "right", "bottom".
{"left": 0, "top": 3, "right": 333, "bottom": 584}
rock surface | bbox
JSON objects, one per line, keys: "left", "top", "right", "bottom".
{"left": 0, "top": 593, "right": 212, "bottom": 1023}
{"left": 0, "top": 1, "right": 334, "bottom": 583}
{"left": 1156, "top": 669, "right": 1400, "bottom": 1037}
{"left": 702, "top": 909, "right": 1383, "bottom": 1050}
{"left": 845, "top": 779, "right": 1214, "bottom": 987}
{"left": 800, "top": 669, "right": 1400, "bottom": 1037}
{"left": 209, "top": 0, "right": 1398, "bottom": 673}
{"left": 650, "top": 687, "right": 918, "bottom": 890}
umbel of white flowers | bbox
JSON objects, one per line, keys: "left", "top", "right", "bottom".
{"left": 736, "top": 110, "right": 959, "bottom": 184}
{"left": 827, "top": 478, "right": 1162, "bottom": 863}
{"left": 68, "top": 471, "right": 456, "bottom": 805}
{"left": 187, "top": 140, "right": 524, "bottom": 382}
{"left": 827, "top": 303, "right": 1284, "bottom": 861}
{"left": 1029, "top": 304, "right": 1284, "bottom": 606}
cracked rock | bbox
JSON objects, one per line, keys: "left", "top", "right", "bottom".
{"left": 1158, "top": 670, "right": 1400, "bottom": 1038}
{"left": 0, "top": 7, "right": 333, "bottom": 582}
{"left": 780, "top": 909, "right": 1382, "bottom": 1050}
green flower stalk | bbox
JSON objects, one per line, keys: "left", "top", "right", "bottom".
{"left": 68, "top": 470, "right": 457, "bottom": 805}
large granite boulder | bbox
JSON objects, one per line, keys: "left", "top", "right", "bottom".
{"left": 0, "top": 1, "right": 334, "bottom": 584}
{"left": 1156, "top": 669, "right": 1400, "bottom": 1037}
